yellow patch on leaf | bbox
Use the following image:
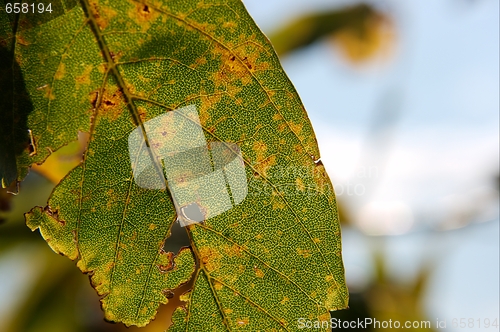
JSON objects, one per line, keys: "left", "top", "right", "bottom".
{"left": 54, "top": 62, "right": 65, "bottom": 80}
{"left": 296, "top": 178, "right": 305, "bottom": 191}
{"left": 255, "top": 155, "right": 276, "bottom": 178}
{"left": 254, "top": 266, "right": 264, "bottom": 278}
{"left": 297, "top": 248, "right": 312, "bottom": 258}
{"left": 289, "top": 122, "right": 303, "bottom": 136}
{"left": 42, "top": 85, "right": 56, "bottom": 100}
{"left": 199, "top": 92, "right": 223, "bottom": 126}
{"left": 198, "top": 246, "right": 222, "bottom": 273}
{"left": 76, "top": 65, "right": 93, "bottom": 87}
{"left": 272, "top": 113, "right": 283, "bottom": 121}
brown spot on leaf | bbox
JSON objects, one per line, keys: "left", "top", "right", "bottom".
{"left": 89, "top": 90, "right": 99, "bottom": 109}
{"left": 137, "top": 106, "right": 147, "bottom": 122}
{"left": 226, "top": 84, "right": 242, "bottom": 98}
{"left": 253, "top": 141, "right": 267, "bottom": 154}
{"left": 109, "top": 50, "right": 123, "bottom": 62}
{"left": 100, "top": 87, "right": 124, "bottom": 120}
{"left": 198, "top": 246, "right": 222, "bottom": 273}
{"left": 194, "top": 22, "right": 217, "bottom": 34}
{"left": 158, "top": 251, "right": 175, "bottom": 272}
{"left": 253, "top": 141, "right": 276, "bottom": 177}
{"left": 164, "top": 290, "right": 174, "bottom": 299}
{"left": 190, "top": 56, "right": 207, "bottom": 69}
{"left": 44, "top": 206, "right": 64, "bottom": 225}
{"left": 254, "top": 155, "right": 276, "bottom": 178}
{"left": 128, "top": 1, "right": 160, "bottom": 32}
{"left": 16, "top": 35, "right": 29, "bottom": 46}
{"left": 318, "top": 312, "right": 331, "bottom": 323}
{"left": 105, "top": 188, "right": 118, "bottom": 210}
{"left": 223, "top": 244, "right": 243, "bottom": 258}
{"left": 294, "top": 144, "right": 304, "bottom": 154}
{"left": 89, "top": 1, "right": 116, "bottom": 31}
{"left": 234, "top": 40, "right": 270, "bottom": 73}
{"left": 211, "top": 47, "right": 252, "bottom": 87}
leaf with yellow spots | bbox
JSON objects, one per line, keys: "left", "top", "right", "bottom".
{"left": 2, "top": 0, "right": 348, "bottom": 329}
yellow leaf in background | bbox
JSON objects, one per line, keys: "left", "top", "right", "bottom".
{"left": 331, "top": 14, "right": 396, "bottom": 63}
{"left": 32, "top": 133, "right": 88, "bottom": 184}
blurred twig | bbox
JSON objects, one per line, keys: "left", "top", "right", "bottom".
{"left": 267, "top": 3, "right": 391, "bottom": 61}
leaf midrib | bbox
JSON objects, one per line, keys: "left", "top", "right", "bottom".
{"left": 79, "top": 0, "right": 176, "bottom": 322}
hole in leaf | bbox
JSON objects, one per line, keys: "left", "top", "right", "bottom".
{"left": 180, "top": 202, "right": 205, "bottom": 222}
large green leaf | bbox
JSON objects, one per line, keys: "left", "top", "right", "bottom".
{"left": 2, "top": 0, "right": 348, "bottom": 329}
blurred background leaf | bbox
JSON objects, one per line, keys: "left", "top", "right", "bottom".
{"left": 268, "top": 3, "right": 395, "bottom": 63}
